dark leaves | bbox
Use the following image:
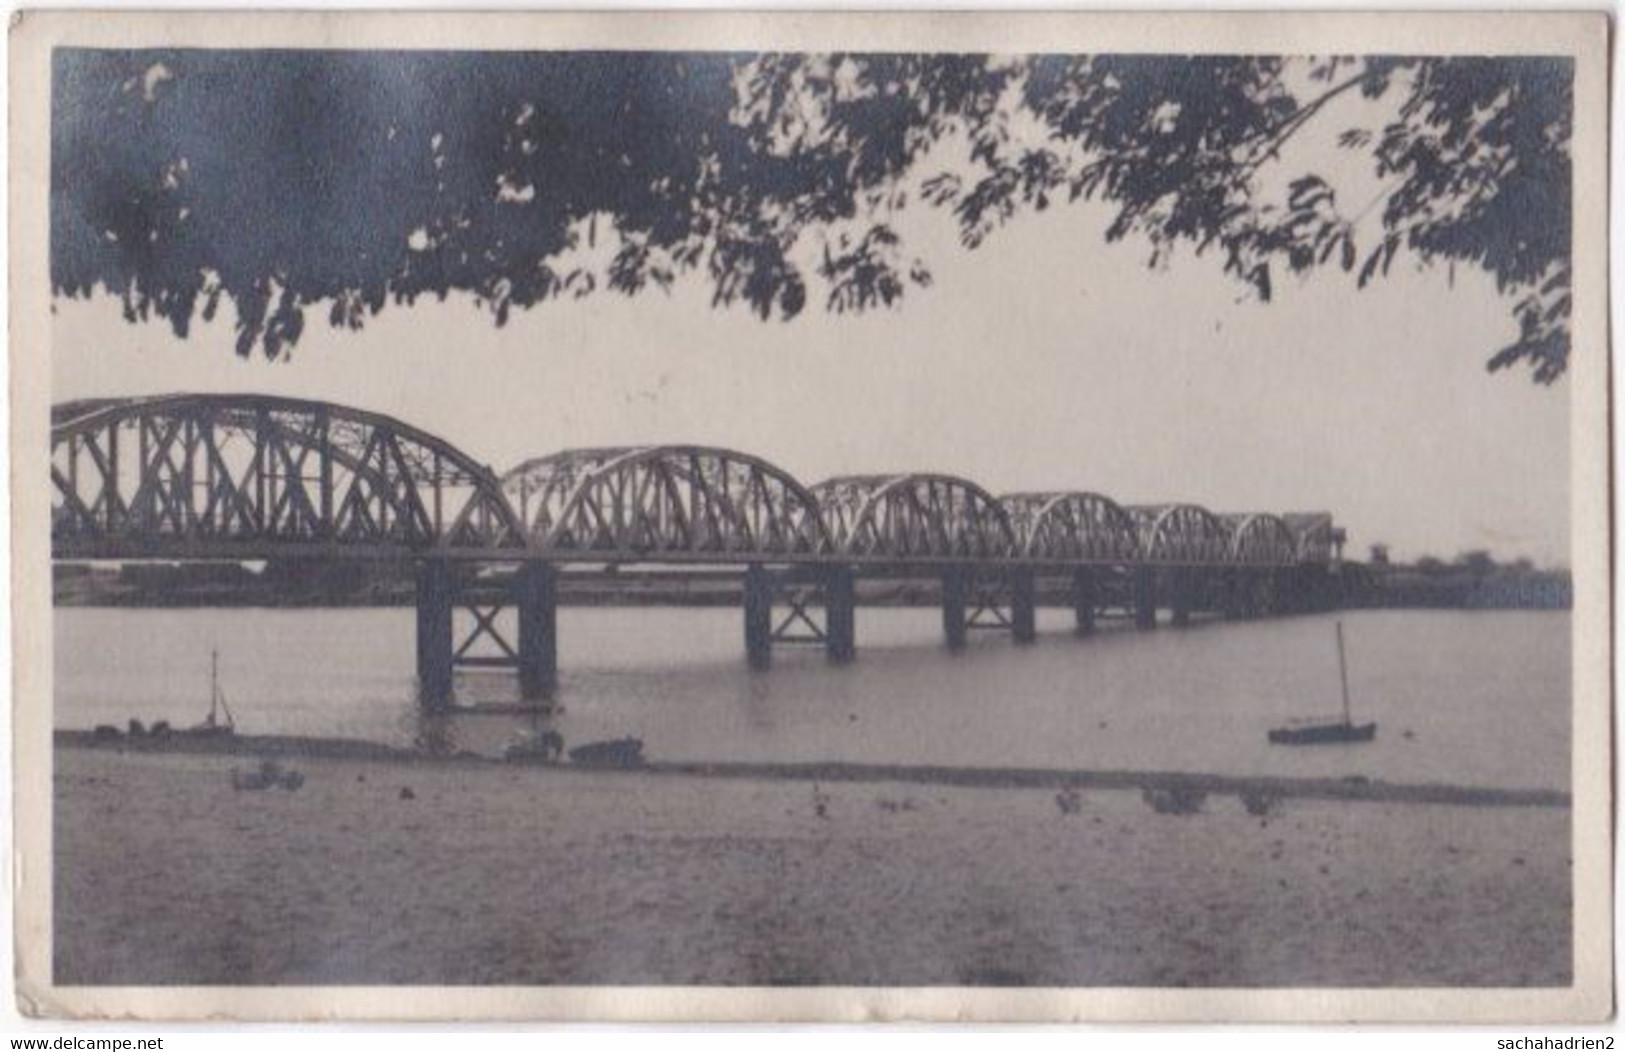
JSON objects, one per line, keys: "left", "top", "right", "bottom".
{"left": 50, "top": 49, "right": 1572, "bottom": 380}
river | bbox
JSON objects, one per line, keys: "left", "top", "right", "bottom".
{"left": 52, "top": 607, "right": 1569, "bottom": 792}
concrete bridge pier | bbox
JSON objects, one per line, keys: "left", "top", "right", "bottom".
{"left": 1134, "top": 567, "right": 1158, "bottom": 630}
{"left": 744, "top": 563, "right": 774, "bottom": 670}
{"left": 1071, "top": 569, "right": 1096, "bottom": 634}
{"left": 1010, "top": 567, "right": 1037, "bottom": 644}
{"left": 942, "top": 568, "right": 968, "bottom": 651}
{"left": 515, "top": 561, "right": 558, "bottom": 700}
{"left": 415, "top": 558, "right": 455, "bottom": 709}
{"left": 823, "top": 564, "right": 857, "bottom": 663}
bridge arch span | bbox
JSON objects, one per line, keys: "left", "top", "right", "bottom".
{"left": 1222, "top": 513, "right": 1297, "bottom": 566}
{"left": 1130, "top": 503, "right": 1231, "bottom": 565}
{"left": 1001, "top": 491, "right": 1140, "bottom": 563}
{"left": 501, "top": 446, "right": 830, "bottom": 560}
{"left": 1284, "top": 513, "right": 1345, "bottom": 565}
{"left": 812, "top": 474, "right": 1017, "bottom": 561}
{"left": 51, "top": 393, "right": 525, "bottom": 559}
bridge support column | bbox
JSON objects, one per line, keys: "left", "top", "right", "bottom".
{"left": 1010, "top": 568, "right": 1037, "bottom": 644}
{"left": 823, "top": 565, "right": 856, "bottom": 663}
{"left": 942, "top": 568, "right": 968, "bottom": 651}
{"left": 1134, "top": 568, "right": 1158, "bottom": 631}
{"left": 1170, "top": 570, "right": 1192, "bottom": 628}
{"left": 744, "top": 563, "right": 773, "bottom": 670}
{"left": 515, "top": 561, "right": 558, "bottom": 700}
{"left": 1274, "top": 568, "right": 1297, "bottom": 616}
{"left": 415, "top": 558, "right": 455, "bottom": 709}
{"left": 1071, "top": 569, "right": 1096, "bottom": 634}
{"left": 1222, "top": 572, "right": 1248, "bottom": 621}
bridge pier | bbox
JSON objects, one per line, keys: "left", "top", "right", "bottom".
{"left": 823, "top": 565, "right": 856, "bottom": 663}
{"left": 942, "top": 568, "right": 968, "bottom": 651}
{"left": 1237, "top": 569, "right": 1264, "bottom": 619}
{"left": 1010, "top": 567, "right": 1037, "bottom": 644}
{"left": 1250, "top": 570, "right": 1269, "bottom": 618}
{"left": 1170, "top": 570, "right": 1192, "bottom": 628}
{"left": 1219, "top": 569, "right": 1242, "bottom": 619}
{"left": 1134, "top": 568, "right": 1158, "bottom": 630}
{"left": 1274, "top": 567, "right": 1299, "bottom": 616}
{"left": 1071, "top": 569, "right": 1096, "bottom": 634}
{"left": 415, "top": 558, "right": 455, "bottom": 709}
{"left": 744, "top": 563, "right": 773, "bottom": 670}
{"left": 515, "top": 561, "right": 558, "bottom": 700}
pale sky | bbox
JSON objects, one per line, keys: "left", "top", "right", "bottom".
{"left": 51, "top": 194, "right": 1571, "bottom": 568}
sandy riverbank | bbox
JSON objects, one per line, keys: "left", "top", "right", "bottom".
{"left": 53, "top": 744, "right": 1571, "bottom": 986}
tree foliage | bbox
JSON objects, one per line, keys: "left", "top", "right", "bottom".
{"left": 52, "top": 49, "right": 1572, "bottom": 379}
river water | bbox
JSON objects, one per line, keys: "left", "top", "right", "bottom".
{"left": 53, "top": 607, "right": 1569, "bottom": 792}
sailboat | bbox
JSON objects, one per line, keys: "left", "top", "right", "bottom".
{"left": 187, "top": 648, "right": 237, "bottom": 737}
{"left": 1268, "top": 621, "right": 1377, "bottom": 745}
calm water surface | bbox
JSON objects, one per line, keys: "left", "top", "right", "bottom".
{"left": 54, "top": 607, "right": 1569, "bottom": 791}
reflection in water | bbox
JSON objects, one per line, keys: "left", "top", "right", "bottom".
{"left": 54, "top": 607, "right": 1570, "bottom": 791}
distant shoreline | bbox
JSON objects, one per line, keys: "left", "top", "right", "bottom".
{"left": 52, "top": 561, "right": 1573, "bottom": 611}
{"left": 54, "top": 730, "right": 1571, "bottom": 810}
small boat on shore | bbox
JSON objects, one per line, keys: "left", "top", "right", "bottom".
{"left": 186, "top": 648, "right": 236, "bottom": 738}
{"left": 505, "top": 730, "right": 565, "bottom": 764}
{"left": 1268, "top": 621, "right": 1376, "bottom": 746}
{"left": 568, "top": 737, "right": 645, "bottom": 768}
{"left": 1267, "top": 719, "right": 1376, "bottom": 745}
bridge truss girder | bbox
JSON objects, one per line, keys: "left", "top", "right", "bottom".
{"left": 502, "top": 446, "right": 830, "bottom": 561}
{"left": 1221, "top": 512, "right": 1298, "bottom": 567}
{"left": 50, "top": 394, "right": 525, "bottom": 561}
{"left": 1002, "top": 491, "right": 1141, "bottom": 564}
{"left": 1128, "top": 503, "right": 1233, "bottom": 565}
{"left": 811, "top": 474, "right": 1018, "bottom": 562}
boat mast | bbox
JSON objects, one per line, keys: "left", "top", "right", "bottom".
{"left": 209, "top": 647, "right": 234, "bottom": 727}
{"left": 1335, "top": 620, "right": 1352, "bottom": 726}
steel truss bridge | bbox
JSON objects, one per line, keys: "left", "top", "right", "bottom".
{"left": 52, "top": 394, "right": 1347, "bottom": 705}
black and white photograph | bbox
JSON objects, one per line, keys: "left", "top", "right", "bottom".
{"left": 10, "top": 9, "right": 1611, "bottom": 1023}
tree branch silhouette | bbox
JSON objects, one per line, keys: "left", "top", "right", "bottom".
{"left": 50, "top": 51, "right": 1571, "bottom": 381}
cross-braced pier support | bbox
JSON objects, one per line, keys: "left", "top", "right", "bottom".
{"left": 745, "top": 563, "right": 859, "bottom": 669}
{"left": 416, "top": 559, "right": 560, "bottom": 707}
{"left": 1221, "top": 569, "right": 1277, "bottom": 619}
{"left": 943, "top": 567, "right": 1033, "bottom": 649}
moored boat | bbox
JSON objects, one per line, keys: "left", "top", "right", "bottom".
{"left": 1268, "top": 720, "right": 1376, "bottom": 745}
{"left": 568, "top": 737, "right": 645, "bottom": 768}
{"left": 1268, "top": 621, "right": 1376, "bottom": 746}
{"left": 186, "top": 648, "right": 236, "bottom": 738}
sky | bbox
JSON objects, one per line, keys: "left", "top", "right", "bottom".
{"left": 51, "top": 185, "right": 1571, "bottom": 568}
